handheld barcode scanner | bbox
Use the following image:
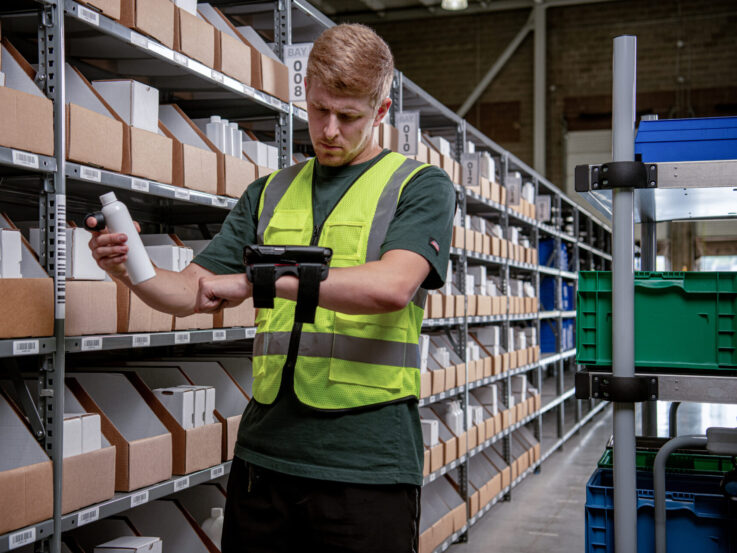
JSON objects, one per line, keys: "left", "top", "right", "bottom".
{"left": 244, "top": 245, "right": 332, "bottom": 324}
{"left": 83, "top": 211, "right": 106, "bottom": 232}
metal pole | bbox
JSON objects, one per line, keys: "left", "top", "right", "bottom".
{"left": 611, "top": 34, "right": 638, "bottom": 553}
{"left": 653, "top": 435, "right": 707, "bottom": 553}
{"left": 641, "top": 221, "right": 658, "bottom": 436}
{"left": 668, "top": 402, "right": 681, "bottom": 438}
{"left": 533, "top": 4, "right": 546, "bottom": 175}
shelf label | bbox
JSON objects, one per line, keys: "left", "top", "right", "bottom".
{"left": 242, "top": 84, "right": 257, "bottom": 98}
{"left": 132, "top": 334, "right": 151, "bottom": 348}
{"left": 245, "top": 327, "right": 256, "bottom": 339}
{"left": 174, "top": 188, "right": 190, "bottom": 201}
{"left": 173, "top": 52, "right": 188, "bottom": 67}
{"left": 130, "top": 31, "right": 148, "bottom": 48}
{"left": 461, "top": 153, "right": 480, "bottom": 188}
{"left": 428, "top": 472, "right": 437, "bottom": 482}
{"left": 147, "top": 41, "right": 173, "bottom": 60}
{"left": 285, "top": 43, "right": 312, "bottom": 102}
{"left": 211, "top": 69, "right": 224, "bottom": 83}
{"left": 211, "top": 196, "right": 228, "bottom": 207}
{"left": 131, "top": 178, "right": 149, "bottom": 192}
{"left": 270, "top": 96, "right": 283, "bottom": 109}
{"left": 174, "top": 332, "right": 190, "bottom": 344}
{"left": 80, "top": 166, "right": 102, "bottom": 183}
{"left": 12, "top": 150, "right": 39, "bottom": 169}
{"left": 13, "top": 340, "right": 39, "bottom": 356}
{"left": 222, "top": 76, "right": 242, "bottom": 92}
{"left": 189, "top": 61, "right": 210, "bottom": 78}
{"left": 78, "top": 5, "right": 100, "bottom": 26}
{"left": 81, "top": 337, "right": 103, "bottom": 351}
{"left": 396, "top": 111, "right": 419, "bottom": 156}
{"left": 213, "top": 329, "right": 227, "bottom": 341}
{"left": 439, "top": 391, "right": 446, "bottom": 399}
{"left": 173, "top": 476, "right": 190, "bottom": 491}
{"left": 211, "top": 465, "right": 225, "bottom": 479}
{"left": 77, "top": 507, "right": 99, "bottom": 527}
{"left": 130, "top": 490, "right": 149, "bottom": 508}
{"left": 8, "top": 528, "right": 36, "bottom": 549}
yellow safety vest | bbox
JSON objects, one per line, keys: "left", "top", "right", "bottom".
{"left": 252, "top": 151, "right": 429, "bottom": 410}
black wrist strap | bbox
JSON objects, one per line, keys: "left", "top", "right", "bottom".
{"left": 295, "top": 264, "right": 323, "bottom": 323}
{"left": 251, "top": 265, "right": 277, "bottom": 309}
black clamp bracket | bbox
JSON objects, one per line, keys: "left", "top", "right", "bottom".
{"left": 575, "top": 161, "right": 657, "bottom": 192}
{"left": 576, "top": 370, "right": 658, "bottom": 402}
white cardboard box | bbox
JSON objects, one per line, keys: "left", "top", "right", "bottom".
{"left": 178, "top": 385, "right": 216, "bottom": 425}
{"left": 63, "top": 416, "right": 82, "bottom": 458}
{"left": 153, "top": 388, "right": 195, "bottom": 430}
{"left": 173, "top": 0, "right": 198, "bottom": 16}
{"left": 94, "top": 536, "right": 162, "bottom": 553}
{"left": 0, "top": 229, "right": 22, "bottom": 278}
{"left": 242, "top": 140, "right": 269, "bottom": 167}
{"left": 79, "top": 413, "right": 102, "bottom": 453}
{"left": 421, "top": 419, "right": 439, "bottom": 447}
{"left": 177, "top": 386, "right": 206, "bottom": 427}
{"left": 91, "top": 80, "right": 160, "bottom": 135}
{"left": 69, "top": 228, "right": 107, "bottom": 280}
{"left": 145, "top": 245, "right": 180, "bottom": 272}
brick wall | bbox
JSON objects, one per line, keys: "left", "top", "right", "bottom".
{"left": 371, "top": 0, "right": 737, "bottom": 188}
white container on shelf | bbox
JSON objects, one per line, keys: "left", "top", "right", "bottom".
{"left": 201, "top": 507, "right": 224, "bottom": 549}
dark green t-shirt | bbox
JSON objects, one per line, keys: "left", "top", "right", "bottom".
{"left": 194, "top": 151, "right": 455, "bottom": 486}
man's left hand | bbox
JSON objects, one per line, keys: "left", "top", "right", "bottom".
{"left": 196, "top": 274, "right": 252, "bottom": 313}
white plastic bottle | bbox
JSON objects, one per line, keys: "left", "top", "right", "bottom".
{"left": 201, "top": 507, "right": 224, "bottom": 549}
{"left": 99, "top": 191, "right": 156, "bottom": 284}
{"left": 229, "top": 122, "right": 243, "bottom": 160}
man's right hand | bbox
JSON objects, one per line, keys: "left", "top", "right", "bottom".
{"left": 87, "top": 216, "right": 141, "bottom": 280}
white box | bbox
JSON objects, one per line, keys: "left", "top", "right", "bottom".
{"left": 67, "top": 227, "right": 107, "bottom": 280}
{"left": 154, "top": 387, "right": 195, "bottom": 429}
{"left": 92, "top": 80, "right": 160, "bottom": 134}
{"left": 202, "top": 386, "right": 216, "bottom": 424}
{"left": 419, "top": 334, "right": 430, "bottom": 372}
{"left": 63, "top": 415, "right": 83, "bottom": 458}
{"left": 474, "top": 326, "right": 500, "bottom": 346}
{"left": 243, "top": 141, "right": 269, "bottom": 167}
{"left": 94, "top": 536, "right": 162, "bottom": 553}
{"left": 0, "top": 229, "right": 22, "bottom": 278}
{"left": 177, "top": 386, "right": 206, "bottom": 427}
{"left": 173, "top": 0, "right": 198, "bottom": 16}
{"left": 536, "top": 195, "right": 552, "bottom": 222}
{"left": 146, "top": 245, "right": 180, "bottom": 272}
{"left": 480, "top": 151, "right": 495, "bottom": 180}
{"left": 421, "top": 419, "right": 439, "bottom": 447}
{"left": 266, "top": 144, "right": 279, "bottom": 171}
{"left": 80, "top": 413, "right": 102, "bottom": 453}
{"left": 512, "top": 375, "right": 527, "bottom": 400}
{"left": 428, "top": 136, "right": 451, "bottom": 157}
{"left": 467, "top": 266, "right": 487, "bottom": 295}
{"left": 0, "top": 71, "right": 5, "bottom": 87}
{"left": 522, "top": 181, "right": 535, "bottom": 203}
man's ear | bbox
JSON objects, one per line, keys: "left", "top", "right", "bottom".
{"left": 374, "top": 97, "right": 392, "bottom": 127}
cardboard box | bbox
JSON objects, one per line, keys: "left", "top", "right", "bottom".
{"left": 121, "top": 0, "right": 175, "bottom": 49}
{"left": 125, "top": 126, "right": 174, "bottom": 184}
{"left": 430, "top": 443, "right": 443, "bottom": 472}
{"left": 65, "top": 280, "right": 118, "bottom": 336}
{"left": 0, "top": 392, "right": 53, "bottom": 534}
{"left": 420, "top": 372, "right": 431, "bottom": 398}
{"left": 0, "top": 215, "right": 54, "bottom": 339}
{"left": 452, "top": 226, "right": 465, "bottom": 249}
{"left": 0, "top": 40, "right": 54, "bottom": 156}
{"left": 91, "top": 79, "right": 159, "bottom": 134}
{"left": 67, "top": 373, "right": 172, "bottom": 491}
{"left": 173, "top": 312, "right": 213, "bottom": 330}
{"left": 0, "top": 229, "right": 21, "bottom": 278}
{"left": 214, "top": 297, "right": 255, "bottom": 328}
{"left": 423, "top": 449, "right": 430, "bottom": 477}
{"left": 80, "top": 0, "right": 122, "bottom": 20}
{"left": 430, "top": 368, "right": 445, "bottom": 395}
{"left": 95, "top": 536, "right": 162, "bottom": 553}
{"left": 174, "top": 8, "right": 216, "bottom": 67}
{"left": 219, "top": 153, "right": 256, "bottom": 198}
{"left": 235, "top": 26, "right": 289, "bottom": 102}
{"left": 115, "top": 279, "right": 173, "bottom": 333}
{"left": 198, "top": 6, "right": 252, "bottom": 85}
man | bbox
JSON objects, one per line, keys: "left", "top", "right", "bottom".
{"left": 89, "top": 23, "right": 455, "bottom": 553}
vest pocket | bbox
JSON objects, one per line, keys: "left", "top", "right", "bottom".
{"left": 264, "top": 209, "right": 310, "bottom": 245}
{"left": 322, "top": 222, "right": 366, "bottom": 264}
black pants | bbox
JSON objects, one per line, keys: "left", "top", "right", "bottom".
{"left": 222, "top": 458, "right": 421, "bottom": 553}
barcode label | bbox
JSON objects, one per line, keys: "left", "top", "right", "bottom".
{"left": 132, "top": 334, "right": 151, "bottom": 348}
{"left": 174, "top": 188, "right": 190, "bottom": 200}
{"left": 213, "top": 329, "right": 227, "bottom": 341}
{"left": 173, "top": 52, "right": 188, "bottom": 67}
{"left": 211, "top": 70, "right": 224, "bottom": 83}
{"left": 245, "top": 327, "right": 256, "bottom": 339}
{"left": 77, "top": 507, "right": 99, "bottom": 526}
{"left": 243, "top": 84, "right": 256, "bottom": 98}
{"left": 148, "top": 41, "right": 173, "bottom": 60}
{"left": 211, "top": 196, "right": 228, "bottom": 207}
{"left": 12, "top": 150, "right": 39, "bottom": 169}
{"left": 173, "top": 476, "right": 190, "bottom": 491}
{"left": 130, "top": 31, "right": 148, "bottom": 48}
{"left": 211, "top": 465, "right": 225, "bottom": 479}
{"left": 55, "top": 196, "right": 67, "bottom": 318}
{"left": 81, "top": 337, "right": 102, "bottom": 351}
{"left": 429, "top": 472, "right": 436, "bottom": 482}
{"left": 270, "top": 97, "right": 282, "bottom": 108}
{"left": 13, "top": 340, "right": 39, "bottom": 356}
{"left": 131, "top": 490, "right": 149, "bottom": 507}
{"left": 8, "top": 528, "right": 36, "bottom": 549}
{"left": 80, "top": 166, "right": 102, "bottom": 182}
{"left": 174, "top": 332, "right": 190, "bottom": 344}
{"left": 222, "top": 76, "right": 242, "bottom": 92}
{"left": 78, "top": 5, "right": 100, "bottom": 26}
{"left": 131, "top": 178, "right": 149, "bottom": 192}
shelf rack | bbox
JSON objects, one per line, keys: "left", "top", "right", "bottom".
{"left": 0, "top": 1, "right": 611, "bottom": 552}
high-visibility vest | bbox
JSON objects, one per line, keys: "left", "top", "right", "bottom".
{"left": 252, "top": 151, "right": 430, "bottom": 410}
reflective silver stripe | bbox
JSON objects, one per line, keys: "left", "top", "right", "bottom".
{"left": 411, "top": 288, "right": 428, "bottom": 310}
{"left": 365, "top": 158, "right": 425, "bottom": 262}
{"left": 254, "top": 331, "right": 419, "bottom": 368}
{"left": 256, "top": 161, "right": 310, "bottom": 244}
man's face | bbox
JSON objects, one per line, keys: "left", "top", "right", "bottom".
{"left": 306, "top": 79, "right": 390, "bottom": 167}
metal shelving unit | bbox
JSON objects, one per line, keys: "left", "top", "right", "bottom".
{"left": 0, "top": 2, "right": 611, "bottom": 552}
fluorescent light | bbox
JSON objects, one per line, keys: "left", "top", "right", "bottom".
{"left": 441, "top": 0, "right": 468, "bottom": 10}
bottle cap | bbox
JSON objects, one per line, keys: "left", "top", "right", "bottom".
{"left": 229, "top": 122, "right": 238, "bottom": 129}
{"left": 210, "top": 115, "right": 221, "bottom": 123}
{"left": 211, "top": 507, "right": 223, "bottom": 518}
{"left": 100, "top": 191, "right": 117, "bottom": 206}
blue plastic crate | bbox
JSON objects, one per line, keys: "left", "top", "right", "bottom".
{"left": 586, "top": 467, "right": 736, "bottom": 553}
{"left": 635, "top": 116, "right": 737, "bottom": 162}
{"left": 539, "top": 240, "right": 569, "bottom": 270}
{"left": 562, "top": 319, "right": 575, "bottom": 350}
{"left": 541, "top": 277, "right": 556, "bottom": 310}
{"left": 541, "top": 320, "right": 557, "bottom": 353}
{"left": 563, "top": 282, "right": 575, "bottom": 311}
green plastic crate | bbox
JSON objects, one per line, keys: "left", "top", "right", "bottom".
{"left": 597, "top": 448, "right": 734, "bottom": 476}
{"left": 576, "top": 271, "right": 737, "bottom": 371}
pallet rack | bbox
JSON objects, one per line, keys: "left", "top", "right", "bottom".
{"left": 0, "top": 2, "right": 611, "bottom": 552}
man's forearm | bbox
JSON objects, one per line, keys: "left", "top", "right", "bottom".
{"left": 118, "top": 267, "right": 199, "bottom": 317}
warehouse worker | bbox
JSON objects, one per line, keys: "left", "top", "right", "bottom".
{"left": 88, "top": 23, "right": 455, "bottom": 553}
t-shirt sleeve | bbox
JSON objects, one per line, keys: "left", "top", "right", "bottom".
{"left": 192, "top": 177, "right": 268, "bottom": 275}
{"left": 380, "top": 165, "right": 457, "bottom": 290}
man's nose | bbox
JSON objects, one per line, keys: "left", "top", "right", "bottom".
{"left": 324, "top": 114, "right": 339, "bottom": 140}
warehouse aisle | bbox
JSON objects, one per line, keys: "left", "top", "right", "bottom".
{"left": 455, "top": 405, "right": 613, "bottom": 553}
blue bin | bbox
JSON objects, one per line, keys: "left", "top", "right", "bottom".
{"left": 539, "top": 239, "right": 569, "bottom": 270}
{"left": 586, "top": 467, "right": 737, "bottom": 553}
{"left": 635, "top": 116, "right": 737, "bottom": 162}
{"left": 541, "top": 277, "right": 556, "bottom": 310}
{"left": 541, "top": 320, "right": 557, "bottom": 353}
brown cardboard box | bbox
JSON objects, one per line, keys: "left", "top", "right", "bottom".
{"left": 494, "top": 413, "right": 502, "bottom": 434}
{"left": 455, "top": 363, "right": 466, "bottom": 387}
{"left": 66, "top": 103, "right": 124, "bottom": 172}
{"left": 419, "top": 529, "right": 432, "bottom": 553}
{"left": 467, "top": 425, "right": 477, "bottom": 449}
{"left": 423, "top": 449, "right": 430, "bottom": 477}
{"left": 477, "top": 295, "right": 491, "bottom": 316}
{"left": 444, "top": 366, "right": 456, "bottom": 391}
{"left": 67, "top": 374, "right": 172, "bottom": 492}
{"left": 452, "top": 226, "right": 465, "bottom": 249}
{"left": 501, "top": 409, "right": 510, "bottom": 429}
{"left": 430, "top": 443, "right": 444, "bottom": 472}
{"left": 126, "top": 126, "right": 173, "bottom": 184}
{"left": 476, "top": 422, "right": 486, "bottom": 444}
{"left": 126, "top": 372, "right": 221, "bottom": 474}
{"left": 485, "top": 416, "right": 495, "bottom": 438}
{"left": 0, "top": 76, "right": 53, "bottom": 156}
{"left": 501, "top": 239, "right": 508, "bottom": 258}
{"left": 65, "top": 280, "right": 118, "bottom": 336}
{"left": 442, "top": 294, "right": 454, "bottom": 318}
{"left": 443, "top": 436, "right": 458, "bottom": 465}
{"left": 61, "top": 446, "right": 116, "bottom": 514}
{"left": 455, "top": 295, "right": 465, "bottom": 317}
{"left": 534, "top": 393, "right": 542, "bottom": 412}
{"left": 469, "top": 491, "right": 480, "bottom": 517}
{"left": 473, "top": 231, "right": 483, "bottom": 253}
{"left": 467, "top": 294, "right": 477, "bottom": 317}
{"left": 483, "top": 356, "right": 492, "bottom": 378}
{"left": 80, "top": 0, "right": 121, "bottom": 19}
{"left": 174, "top": 313, "right": 213, "bottom": 330}
{"left": 431, "top": 369, "right": 445, "bottom": 395}
{"left": 175, "top": 7, "right": 215, "bottom": 67}
{"left": 121, "top": 0, "right": 175, "bottom": 49}
{"left": 420, "top": 372, "right": 432, "bottom": 398}
{"left": 429, "top": 293, "right": 443, "bottom": 318}
{"left": 214, "top": 298, "right": 255, "bottom": 328}
{"left": 219, "top": 154, "right": 256, "bottom": 198}
{"left": 214, "top": 30, "right": 252, "bottom": 85}
{"left": 451, "top": 504, "right": 466, "bottom": 533}
{"left": 115, "top": 279, "right": 173, "bottom": 333}
{"left": 508, "top": 406, "right": 517, "bottom": 426}
{"left": 492, "top": 355, "right": 502, "bottom": 375}
{"left": 502, "top": 352, "right": 510, "bottom": 372}
{"left": 490, "top": 181, "right": 501, "bottom": 204}
{"left": 491, "top": 236, "right": 500, "bottom": 257}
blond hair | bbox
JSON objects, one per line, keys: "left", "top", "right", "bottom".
{"left": 306, "top": 24, "right": 394, "bottom": 107}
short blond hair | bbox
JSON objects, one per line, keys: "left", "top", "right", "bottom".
{"left": 307, "top": 24, "right": 394, "bottom": 107}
